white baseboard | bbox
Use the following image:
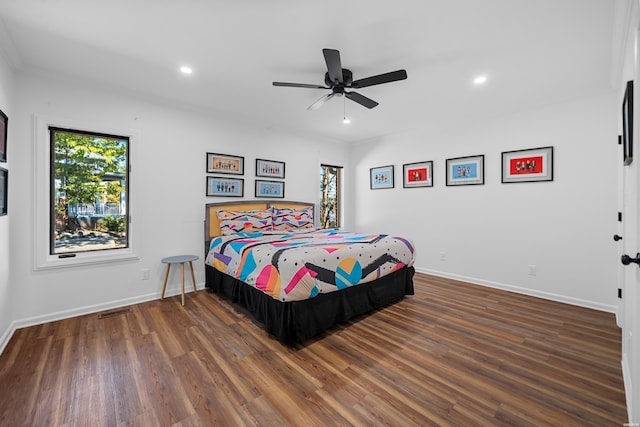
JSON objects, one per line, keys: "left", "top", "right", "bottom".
{"left": 0, "top": 323, "right": 15, "bottom": 358}
{"left": 622, "top": 354, "right": 633, "bottom": 423}
{"left": 0, "top": 283, "right": 206, "bottom": 356}
{"left": 414, "top": 267, "right": 618, "bottom": 314}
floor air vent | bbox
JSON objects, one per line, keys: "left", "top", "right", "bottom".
{"left": 98, "top": 308, "right": 131, "bottom": 319}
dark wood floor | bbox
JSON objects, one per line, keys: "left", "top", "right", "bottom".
{"left": 0, "top": 273, "right": 627, "bottom": 426}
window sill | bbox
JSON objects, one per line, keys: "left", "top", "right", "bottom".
{"left": 35, "top": 248, "right": 139, "bottom": 271}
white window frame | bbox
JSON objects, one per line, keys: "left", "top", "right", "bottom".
{"left": 33, "top": 114, "right": 139, "bottom": 270}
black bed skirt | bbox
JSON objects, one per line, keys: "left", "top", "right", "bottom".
{"left": 205, "top": 265, "right": 415, "bottom": 345}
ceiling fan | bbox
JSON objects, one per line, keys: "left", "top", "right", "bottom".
{"left": 273, "top": 48, "right": 407, "bottom": 111}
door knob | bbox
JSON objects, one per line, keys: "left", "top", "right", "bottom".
{"left": 621, "top": 253, "right": 640, "bottom": 266}
{"left": 614, "top": 234, "right": 623, "bottom": 241}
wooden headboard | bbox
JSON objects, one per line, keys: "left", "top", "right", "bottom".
{"left": 204, "top": 200, "right": 315, "bottom": 254}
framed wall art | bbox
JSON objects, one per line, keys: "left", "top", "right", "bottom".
{"left": 0, "top": 167, "right": 6, "bottom": 215}
{"left": 623, "top": 80, "right": 633, "bottom": 166}
{"left": 403, "top": 161, "right": 433, "bottom": 188}
{"left": 206, "top": 152, "right": 244, "bottom": 175}
{"left": 206, "top": 176, "right": 244, "bottom": 197}
{"left": 0, "top": 108, "right": 7, "bottom": 163}
{"left": 501, "top": 146, "right": 553, "bottom": 183}
{"left": 370, "top": 165, "right": 394, "bottom": 189}
{"left": 255, "top": 179, "right": 285, "bottom": 198}
{"left": 256, "top": 158, "right": 285, "bottom": 179}
{"left": 446, "top": 155, "right": 484, "bottom": 186}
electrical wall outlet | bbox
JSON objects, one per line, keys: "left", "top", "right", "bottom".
{"left": 528, "top": 265, "right": 537, "bottom": 276}
{"left": 141, "top": 268, "right": 150, "bottom": 280}
{"left": 440, "top": 252, "right": 446, "bottom": 261}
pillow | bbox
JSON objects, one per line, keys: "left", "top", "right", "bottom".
{"left": 217, "top": 209, "right": 272, "bottom": 235}
{"left": 272, "top": 207, "right": 314, "bottom": 231}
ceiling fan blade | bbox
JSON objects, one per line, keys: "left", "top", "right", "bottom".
{"left": 323, "top": 49, "right": 343, "bottom": 84}
{"left": 351, "top": 69, "right": 407, "bottom": 89}
{"left": 273, "top": 82, "right": 328, "bottom": 89}
{"left": 307, "top": 93, "right": 335, "bottom": 110}
{"left": 345, "top": 91, "right": 379, "bottom": 109}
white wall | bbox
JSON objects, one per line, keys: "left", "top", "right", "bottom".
{"left": 0, "top": 63, "right": 620, "bottom": 351}
{"left": 0, "top": 47, "right": 14, "bottom": 348}
{"left": 5, "top": 71, "right": 348, "bottom": 335}
{"left": 351, "top": 93, "right": 619, "bottom": 311}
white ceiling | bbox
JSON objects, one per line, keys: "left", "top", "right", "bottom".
{"left": 0, "top": 0, "right": 618, "bottom": 143}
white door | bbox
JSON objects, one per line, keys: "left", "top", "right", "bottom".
{"left": 621, "top": 134, "right": 640, "bottom": 423}
{"left": 620, "top": 33, "right": 640, "bottom": 423}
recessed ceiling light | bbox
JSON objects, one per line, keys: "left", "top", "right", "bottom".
{"left": 180, "top": 66, "right": 193, "bottom": 75}
{"left": 473, "top": 75, "right": 487, "bottom": 85}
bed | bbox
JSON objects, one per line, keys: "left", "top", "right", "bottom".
{"left": 204, "top": 200, "right": 415, "bottom": 345}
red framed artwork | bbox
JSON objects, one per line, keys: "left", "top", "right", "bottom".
{"left": 501, "top": 146, "right": 553, "bottom": 183}
{"left": 403, "top": 161, "right": 433, "bottom": 188}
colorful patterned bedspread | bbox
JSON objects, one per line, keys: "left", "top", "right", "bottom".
{"left": 205, "top": 229, "right": 415, "bottom": 302}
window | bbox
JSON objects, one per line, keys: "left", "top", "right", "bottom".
{"left": 320, "top": 164, "right": 342, "bottom": 228}
{"left": 49, "top": 127, "right": 129, "bottom": 255}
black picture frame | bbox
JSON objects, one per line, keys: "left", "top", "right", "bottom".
{"left": 623, "top": 80, "right": 633, "bottom": 166}
{"left": 445, "top": 155, "right": 484, "bottom": 186}
{"left": 256, "top": 158, "right": 285, "bottom": 179}
{"left": 370, "top": 165, "right": 394, "bottom": 189}
{"left": 255, "top": 179, "right": 285, "bottom": 198}
{"left": 501, "top": 146, "right": 554, "bottom": 183}
{"left": 206, "top": 176, "right": 244, "bottom": 197}
{"left": 206, "top": 152, "right": 244, "bottom": 175}
{"left": 0, "top": 108, "right": 7, "bottom": 163}
{"left": 0, "top": 167, "right": 7, "bottom": 215}
{"left": 403, "top": 161, "right": 433, "bottom": 188}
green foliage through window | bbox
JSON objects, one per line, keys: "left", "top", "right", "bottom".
{"left": 50, "top": 127, "right": 129, "bottom": 254}
{"left": 320, "top": 164, "right": 341, "bottom": 229}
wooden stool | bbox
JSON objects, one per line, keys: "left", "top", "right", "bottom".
{"left": 161, "top": 255, "right": 198, "bottom": 306}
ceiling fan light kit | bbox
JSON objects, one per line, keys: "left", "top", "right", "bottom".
{"left": 343, "top": 94, "right": 350, "bottom": 124}
{"left": 273, "top": 48, "right": 407, "bottom": 112}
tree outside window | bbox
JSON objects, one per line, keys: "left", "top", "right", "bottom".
{"left": 320, "top": 164, "right": 342, "bottom": 229}
{"left": 50, "top": 127, "right": 129, "bottom": 254}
